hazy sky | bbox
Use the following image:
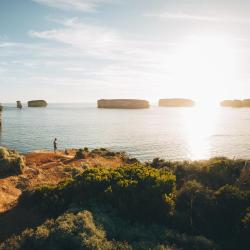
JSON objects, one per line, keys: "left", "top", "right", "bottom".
{"left": 1, "top": 0, "right": 250, "bottom": 103}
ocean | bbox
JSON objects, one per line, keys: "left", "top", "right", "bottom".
{"left": 1, "top": 103, "right": 250, "bottom": 161}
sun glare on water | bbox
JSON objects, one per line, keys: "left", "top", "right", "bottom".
{"left": 181, "top": 105, "right": 220, "bottom": 160}
{"left": 167, "top": 35, "right": 239, "bottom": 159}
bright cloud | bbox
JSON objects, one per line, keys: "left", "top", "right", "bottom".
{"left": 32, "top": 0, "right": 114, "bottom": 12}
{"left": 147, "top": 12, "right": 250, "bottom": 24}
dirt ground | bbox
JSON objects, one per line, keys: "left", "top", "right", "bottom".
{"left": 0, "top": 150, "right": 124, "bottom": 213}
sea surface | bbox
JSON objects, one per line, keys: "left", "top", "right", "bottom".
{"left": 1, "top": 103, "right": 250, "bottom": 161}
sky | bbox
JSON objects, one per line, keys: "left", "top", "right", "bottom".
{"left": 1, "top": 0, "right": 250, "bottom": 103}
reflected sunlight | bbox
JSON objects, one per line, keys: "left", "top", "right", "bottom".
{"left": 182, "top": 106, "right": 219, "bottom": 160}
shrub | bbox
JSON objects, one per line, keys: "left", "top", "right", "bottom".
{"left": 75, "top": 149, "right": 86, "bottom": 159}
{"left": 0, "top": 147, "right": 25, "bottom": 177}
{"left": 0, "top": 206, "right": 216, "bottom": 250}
{"left": 0, "top": 211, "right": 125, "bottom": 250}
{"left": 20, "top": 165, "right": 176, "bottom": 222}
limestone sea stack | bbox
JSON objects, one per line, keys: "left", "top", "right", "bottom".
{"left": 159, "top": 98, "right": 195, "bottom": 107}
{"left": 28, "top": 100, "right": 48, "bottom": 107}
{"left": 220, "top": 99, "right": 250, "bottom": 108}
{"left": 16, "top": 101, "right": 22, "bottom": 109}
{"left": 97, "top": 99, "right": 150, "bottom": 109}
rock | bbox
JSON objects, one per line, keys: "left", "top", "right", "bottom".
{"left": 159, "top": 98, "right": 195, "bottom": 107}
{"left": 16, "top": 101, "right": 22, "bottom": 109}
{"left": 0, "top": 104, "right": 2, "bottom": 127}
{"left": 220, "top": 99, "right": 250, "bottom": 108}
{"left": 28, "top": 100, "right": 47, "bottom": 107}
{"left": 97, "top": 99, "right": 150, "bottom": 109}
{"left": 243, "top": 99, "right": 250, "bottom": 107}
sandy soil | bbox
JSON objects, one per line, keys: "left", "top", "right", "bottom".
{"left": 0, "top": 150, "right": 124, "bottom": 213}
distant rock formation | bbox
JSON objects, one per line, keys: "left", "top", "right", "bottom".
{"left": 28, "top": 100, "right": 47, "bottom": 108}
{"left": 16, "top": 101, "right": 22, "bottom": 109}
{"left": 0, "top": 104, "right": 2, "bottom": 127}
{"left": 97, "top": 99, "right": 150, "bottom": 109}
{"left": 159, "top": 98, "right": 195, "bottom": 107}
{"left": 220, "top": 99, "right": 250, "bottom": 108}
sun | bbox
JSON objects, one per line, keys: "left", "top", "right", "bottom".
{"left": 170, "top": 35, "right": 239, "bottom": 107}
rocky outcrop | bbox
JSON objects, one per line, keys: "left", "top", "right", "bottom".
{"left": 97, "top": 99, "right": 150, "bottom": 109}
{"left": 220, "top": 99, "right": 250, "bottom": 108}
{"left": 0, "top": 104, "right": 2, "bottom": 127}
{"left": 159, "top": 98, "right": 195, "bottom": 107}
{"left": 16, "top": 101, "right": 22, "bottom": 109}
{"left": 28, "top": 100, "right": 47, "bottom": 108}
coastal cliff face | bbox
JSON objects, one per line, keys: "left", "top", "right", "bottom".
{"left": 221, "top": 99, "right": 250, "bottom": 108}
{"left": 0, "top": 104, "right": 2, "bottom": 127}
{"left": 97, "top": 99, "right": 150, "bottom": 109}
{"left": 159, "top": 98, "right": 195, "bottom": 107}
{"left": 28, "top": 100, "right": 47, "bottom": 107}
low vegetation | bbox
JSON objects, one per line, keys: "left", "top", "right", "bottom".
{"left": 0, "top": 150, "right": 250, "bottom": 250}
{"left": 0, "top": 147, "right": 25, "bottom": 178}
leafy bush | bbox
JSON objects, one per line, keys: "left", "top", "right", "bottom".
{"left": 0, "top": 210, "right": 129, "bottom": 250}
{"left": 20, "top": 165, "right": 176, "bottom": 222}
{"left": 147, "top": 157, "right": 248, "bottom": 190}
{"left": 0, "top": 147, "right": 25, "bottom": 177}
{"left": 0, "top": 205, "right": 216, "bottom": 250}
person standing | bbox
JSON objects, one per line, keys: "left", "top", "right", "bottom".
{"left": 53, "top": 138, "right": 58, "bottom": 153}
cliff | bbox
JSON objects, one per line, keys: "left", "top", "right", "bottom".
{"left": 220, "top": 99, "right": 250, "bottom": 108}
{"left": 159, "top": 98, "right": 195, "bottom": 107}
{"left": 0, "top": 104, "right": 2, "bottom": 127}
{"left": 28, "top": 100, "right": 47, "bottom": 107}
{"left": 97, "top": 99, "right": 149, "bottom": 109}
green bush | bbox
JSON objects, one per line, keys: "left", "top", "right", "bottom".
{"left": 0, "top": 205, "right": 216, "bottom": 250}
{"left": 20, "top": 165, "right": 176, "bottom": 222}
{"left": 147, "top": 157, "right": 248, "bottom": 190}
{"left": 0, "top": 147, "right": 25, "bottom": 177}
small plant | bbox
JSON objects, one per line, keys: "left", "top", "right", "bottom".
{"left": 75, "top": 149, "right": 86, "bottom": 159}
{"left": 0, "top": 147, "right": 25, "bottom": 177}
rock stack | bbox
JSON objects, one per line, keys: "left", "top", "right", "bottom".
{"left": 220, "top": 99, "right": 250, "bottom": 108}
{"left": 159, "top": 98, "right": 195, "bottom": 107}
{"left": 97, "top": 99, "right": 150, "bottom": 109}
{"left": 28, "top": 100, "right": 48, "bottom": 107}
{"left": 16, "top": 101, "right": 22, "bottom": 109}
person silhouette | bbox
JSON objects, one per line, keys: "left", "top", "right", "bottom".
{"left": 53, "top": 138, "right": 58, "bottom": 153}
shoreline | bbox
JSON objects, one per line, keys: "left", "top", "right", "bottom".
{"left": 0, "top": 146, "right": 250, "bottom": 214}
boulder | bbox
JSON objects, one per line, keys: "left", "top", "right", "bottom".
{"left": 159, "top": 98, "right": 195, "bottom": 107}
{"left": 97, "top": 99, "right": 149, "bottom": 109}
{"left": 28, "top": 100, "right": 47, "bottom": 107}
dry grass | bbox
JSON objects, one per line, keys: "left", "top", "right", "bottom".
{"left": 0, "top": 149, "right": 124, "bottom": 213}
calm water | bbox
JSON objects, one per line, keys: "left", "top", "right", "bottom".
{"left": 1, "top": 103, "right": 250, "bottom": 161}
